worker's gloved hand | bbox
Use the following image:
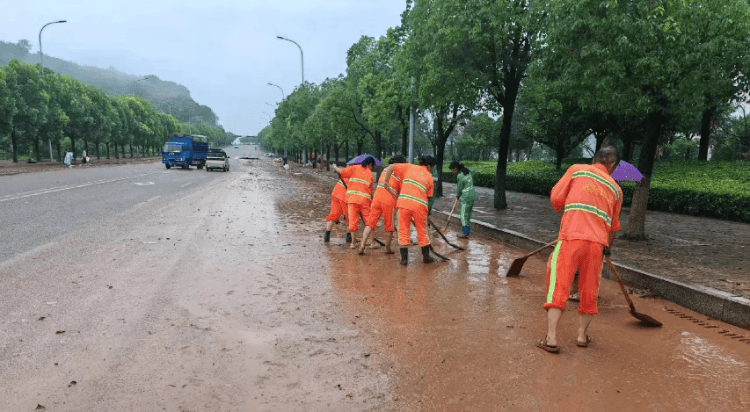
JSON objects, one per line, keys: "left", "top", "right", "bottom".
{"left": 603, "top": 247, "right": 612, "bottom": 256}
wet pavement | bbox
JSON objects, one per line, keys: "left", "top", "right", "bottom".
{"left": 2, "top": 158, "right": 749, "bottom": 411}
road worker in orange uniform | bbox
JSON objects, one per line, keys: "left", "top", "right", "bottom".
{"left": 358, "top": 155, "right": 407, "bottom": 255}
{"left": 332, "top": 156, "right": 376, "bottom": 249}
{"left": 323, "top": 166, "right": 351, "bottom": 244}
{"left": 381, "top": 156, "right": 436, "bottom": 265}
{"left": 536, "top": 146, "right": 624, "bottom": 354}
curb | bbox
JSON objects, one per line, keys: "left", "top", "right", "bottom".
{"left": 435, "top": 210, "right": 750, "bottom": 329}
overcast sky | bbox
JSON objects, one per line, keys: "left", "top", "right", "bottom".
{"left": 2, "top": 0, "right": 408, "bottom": 136}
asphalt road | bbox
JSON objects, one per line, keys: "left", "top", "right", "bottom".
{"left": 0, "top": 145, "right": 261, "bottom": 264}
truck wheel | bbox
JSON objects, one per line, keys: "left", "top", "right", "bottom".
{"left": 198, "top": 163, "right": 203, "bottom": 169}
{"left": 165, "top": 164, "right": 171, "bottom": 169}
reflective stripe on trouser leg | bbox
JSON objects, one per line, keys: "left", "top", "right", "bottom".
{"left": 544, "top": 240, "right": 577, "bottom": 311}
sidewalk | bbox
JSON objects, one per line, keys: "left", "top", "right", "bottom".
{"left": 434, "top": 181, "right": 750, "bottom": 328}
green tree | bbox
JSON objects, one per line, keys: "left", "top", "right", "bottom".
{"left": 4, "top": 60, "right": 49, "bottom": 162}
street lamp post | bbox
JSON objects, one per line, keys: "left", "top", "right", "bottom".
{"left": 39, "top": 19, "right": 66, "bottom": 161}
{"left": 267, "top": 82, "right": 285, "bottom": 100}
{"left": 276, "top": 36, "right": 304, "bottom": 84}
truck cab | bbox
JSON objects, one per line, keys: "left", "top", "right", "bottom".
{"left": 162, "top": 136, "right": 208, "bottom": 169}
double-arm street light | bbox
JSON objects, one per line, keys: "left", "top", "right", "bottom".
{"left": 276, "top": 36, "right": 304, "bottom": 84}
{"left": 39, "top": 20, "right": 66, "bottom": 161}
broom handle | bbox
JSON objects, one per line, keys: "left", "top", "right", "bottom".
{"left": 604, "top": 256, "right": 637, "bottom": 312}
{"left": 443, "top": 198, "right": 459, "bottom": 233}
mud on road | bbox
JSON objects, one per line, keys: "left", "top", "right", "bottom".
{"left": 2, "top": 158, "right": 749, "bottom": 411}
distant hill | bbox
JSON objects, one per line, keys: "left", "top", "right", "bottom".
{"left": 0, "top": 39, "right": 219, "bottom": 128}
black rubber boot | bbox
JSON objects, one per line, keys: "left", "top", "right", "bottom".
{"left": 345, "top": 233, "right": 352, "bottom": 243}
{"left": 400, "top": 247, "right": 408, "bottom": 265}
{"left": 324, "top": 230, "right": 331, "bottom": 243}
{"left": 422, "top": 246, "right": 436, "bottom": 264}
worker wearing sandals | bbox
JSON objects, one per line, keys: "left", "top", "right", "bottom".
{"left": 536, "top": 146, "right": 624, "bottom": 353}
{"left": 449, "top": 161, "right": 476, "bottom": 238}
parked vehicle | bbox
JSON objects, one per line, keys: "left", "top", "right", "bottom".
{"left": 206, "top": 150, "right": 230, "bottom": 172}
{"left": 162, "top": 136, "right": 209, "bottom": 169}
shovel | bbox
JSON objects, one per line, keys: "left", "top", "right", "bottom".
{"left": 443, "top": 198, "right": 459, "bottom": 234}
{"left": 505, "top": 241, "right": 557, "bottom": 277}
{"left": 604, "top": 256, "right": 663, "bottom": 327}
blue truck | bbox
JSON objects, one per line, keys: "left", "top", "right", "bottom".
{"left": 162, "top": 136, "right": 209, "bottom": 169}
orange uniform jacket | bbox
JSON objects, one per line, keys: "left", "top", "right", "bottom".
{"left": 393, "top": 164, "right": 434, "bottom": 215}
{"left": 340, "top": 164, "right": 373, "bottom": 205}
{"left": 332, "top": 172, "right": 349, "bottom": 201}
{"left": 550, "top": 163, "right": 624, "bottom": 245}
{"left": 371, "top": 171, "right": 401, "bottom": 208}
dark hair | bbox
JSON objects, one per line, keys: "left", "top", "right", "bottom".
{"left": 594, "top": 146, "right": 620, "bottom": 167}
{"left": 360, "top": 156, "right": 376, "bottom": 167}
{"left": 449, "top": 161, "right": 463, "bottom": 170}
{"left": 418, "top": 156, "right": 436, "bottom": 167}
{"left": 389, "top": 155, "right": 406, "bottom": 164}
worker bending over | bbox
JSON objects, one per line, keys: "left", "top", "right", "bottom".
{"left": 537, "top": 146, "right": 623, "bottom": 353}
{"left": 382, "top": 156, "right": 436, "bottom": 265}
{"left": 449, "top": 161, "right": 476, "bottom": 238}
{"left": 332, "top": 156, "right": 375, "bottom": 249}
{"left": 358, "top": 155, "right": 406, "bottom": 255}
{"left": 323, "top": 165, "right": 351, "bottom": 244}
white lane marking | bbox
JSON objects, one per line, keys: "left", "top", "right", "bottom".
{"left": 0, "top": 240, "right": 59, "bottom": 268}
{"left": 180, "top": 182, "right": 192, "bottom": 188}
{"left": 0, "top": 172, "right": 167, "bottom": 203}
{"left": 134, "top": 182, "right": 154, "bottom": 186}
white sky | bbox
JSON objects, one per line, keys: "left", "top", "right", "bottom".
{"left": 1, "top": 0, "right": 407, "bottom": 135}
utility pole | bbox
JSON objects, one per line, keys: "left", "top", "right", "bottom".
{"left": 408, "top": 77, "right": 416, "bottom": 163}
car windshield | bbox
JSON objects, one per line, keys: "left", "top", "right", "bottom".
{"left": 207, "top": 152, "right": 225, "bottom": 159}
{"left": 163, "top": 142, "right": 184, "bottom": 153}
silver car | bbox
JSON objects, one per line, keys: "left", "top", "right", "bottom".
{"left": 206, "top": 151, "right": 230, "bottom": 172}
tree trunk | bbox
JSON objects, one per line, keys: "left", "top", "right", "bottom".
{"left": 345, "top": 141, "right": 349, "bottom": 161}
{"left": 56, "top": 141, "right": 62, "bottom": 162}
{"left": 10, "top": 127, "right": 19, "bottom": 162}
{"left": 622, "top": 138, "right": 634, "bottom": 162}
{"left": 130, "top": 144, "right": 134, "bottom": 158}
{"left": 594, "top": 133, "right": 606, "bottom": 154}
{"left": 493, "top": 78, "right": 522, "bottom": 210}
{"left": 698, "top": 106, "right": 715, "bottom": 161}
{"left": 34, "top": 135, "right": 41, "bottom": 162}
{"left": 106, "top": 142, "right": 110, "bottom": 159}
{"left": 96, "top": 141, "right": 101, "bottom": 159}
{"left": 623, "top": 111, "right": 663, "bottom": 240}
{"left": 555, "top": 141, "right": 564, "bottom": 170}
{"left": 326, "top": 142, "right": 331, "bottom": 171}
{"left": 374, "top": 131, "right": 383, "bottom": 160}
{"left": 434, "top": 117, "right": 449, "bottom": 198}
{"left": 115, "top": 143, "right": 120, "bottom": 159}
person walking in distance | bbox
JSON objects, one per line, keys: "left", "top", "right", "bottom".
{"left": 381, "top": 156, "right": 436, "bottom": 265}
{"left": 536, "top": 146, "right": 624, "bottom": 353}
{"left": 449, "top": 161, "right": 476, "bottom": 239}
{"left": 323, "top": 163, "right": 351, "bottom": 244}
{"left": 358, "top": 155, "right": 406, "bottom": 255}
{"left": 332, "top": 156, "right": 375, "bottom": 249}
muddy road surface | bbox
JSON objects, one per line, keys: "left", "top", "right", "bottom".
{"left": 1, "top": 158, "right": 749, "bottom": 411}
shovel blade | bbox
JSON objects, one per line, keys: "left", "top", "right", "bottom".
{"left": 631, "top": 310, "right": 663, "bottom": 327}
{"left": 505, "top": 256, "right": 529, "bottom": 277}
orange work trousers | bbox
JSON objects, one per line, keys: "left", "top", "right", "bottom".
{"left": 366, "top": 200, "right": 396, "bottom": 232}
{"left": 544, "top": 239, "right": 604, "bottom": 315}
{"left": 348, "top": 202, "right": 371, "bottom": 232}
{"left": 398, "top": 208, "right": 430, "bottom": 247}
{"left": 325, "top": 197, "right": 349, "bottom": 225}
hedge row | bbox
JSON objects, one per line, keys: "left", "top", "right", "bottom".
{"left": 441, "top": 160, "right": 750, "bottom": 223}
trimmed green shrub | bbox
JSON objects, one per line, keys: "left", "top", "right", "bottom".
{"left": 442, "top": 160, "right": 750, "bottom": 223}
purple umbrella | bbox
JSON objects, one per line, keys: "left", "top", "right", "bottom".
{"left": 346, "top": 154, "right": 381, "bottom": 165}
{"left": 611, "top": 160, "right": 643, "bottom": 181}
